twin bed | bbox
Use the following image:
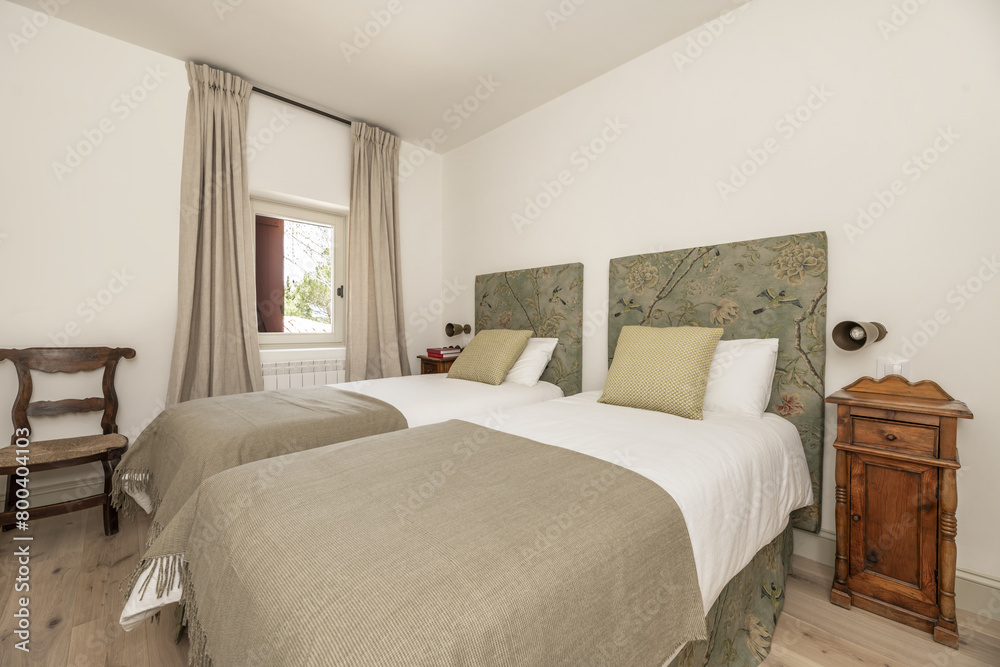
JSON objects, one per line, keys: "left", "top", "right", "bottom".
{"left": 112, "top": 262, "right": 583, "bottom": 541}
{"left": 115, "top": 235, "right": 828, "bottom": 667}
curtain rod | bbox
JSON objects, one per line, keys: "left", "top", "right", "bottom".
{"left": 251, "top": 87, "right": 352, "bottom": 126}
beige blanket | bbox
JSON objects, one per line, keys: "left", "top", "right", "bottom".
{"left": 111, "top": 387, "right": 407, "bottom": 542}
{"left": 124, "top": 420, "right": 706, "bottom": 666}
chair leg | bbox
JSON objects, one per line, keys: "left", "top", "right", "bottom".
{"left": 102, "top": 457, "right": 120, "bottom": 536}
{"left": 2, "top": 474, "right": 17, "bottom": 532}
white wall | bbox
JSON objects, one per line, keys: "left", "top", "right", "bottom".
{"left": 0, "top": 0, "right": 444, "bottom": 502}
{"left": 398, "top": 146, "right": 446, "bottom": 364}
{"left": 0, "top": 1, "right": 189, "bottom": 501}
{"left": 441, "top": 0, "right": 1000, "bottom": 592}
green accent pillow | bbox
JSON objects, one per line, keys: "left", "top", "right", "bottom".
{"left": 447, "top": 329, "right": 533, "bottom": 385}
{"left": 599, "top": 325, "right": 724, "bottom": 420}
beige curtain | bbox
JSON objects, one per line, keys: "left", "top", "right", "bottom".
{"left": 166, "top": 62, "right": 262, "bottom": 406}
{"left": 346, "top": 122, "right": 410, "bottom": 381}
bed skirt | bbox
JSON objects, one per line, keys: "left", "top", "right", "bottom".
{"left": 668, "top": 523, "right": 794, "bottom": 667}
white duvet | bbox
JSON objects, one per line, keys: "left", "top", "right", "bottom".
{"left": 333, "top": 374, "right": 565, "bottom": 427}
{"left": 122, "top": 391, "right": 812, "bottom": 633}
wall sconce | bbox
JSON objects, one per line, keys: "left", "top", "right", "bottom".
{"left": 445, "top": 323, "right": 471, "bottom": 337}
{"left": 833, "top": 321, "right": 887, "bottom": 351}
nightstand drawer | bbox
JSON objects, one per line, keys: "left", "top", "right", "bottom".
{"left": 852, "top": 417, "right": 937, "bottom": 456}
{"left": 417, "top": 355, "right": 456, "bottom": 374}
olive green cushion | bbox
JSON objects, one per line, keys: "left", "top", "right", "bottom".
{"left": 447, "top": 329, "right": 533, "bottom": 385}
{"left": 599, "top": 325, "right": 724, "bottom": 420}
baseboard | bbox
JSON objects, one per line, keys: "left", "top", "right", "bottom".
{"left": 794, "top": 528, "right": 1000, "bottom": 614}
{"left": 1, "top": 471, "right": 105, "bottom": 514}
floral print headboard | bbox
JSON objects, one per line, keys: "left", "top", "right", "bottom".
{"left": 608, "top": 233, "right": 827, "bottom": 533}
{"left": 475, "top": 262, "right": 583, "bottom": 396}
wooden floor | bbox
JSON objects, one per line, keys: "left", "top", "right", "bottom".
{"left": 1, "top": 508, "right": 998, "bottom": 666}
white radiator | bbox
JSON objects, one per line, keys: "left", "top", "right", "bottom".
{"left": 262, "top": 358, "right": 346, "bottom": 390}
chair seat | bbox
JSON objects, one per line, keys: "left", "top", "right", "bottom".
{"left": 0, "top": 433, "right": 127, "bottom": 474}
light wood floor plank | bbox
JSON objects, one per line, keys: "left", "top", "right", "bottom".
{"left": 72, "top": 509, "right": 139, "bottom": 628}
{"left": 66, "top": 617, "right": 112, "bottom": 667}
{"left": 767, "top": 563, "right": 998, "bottom": 666}
{"left": 77, "top": 511, "right": 150, "bottom": 667}
{"left": 1, "top": 512, "right": 88, "bottom": 666}
{"left": 769, "top": 611, "right": 910, "bottom": 667}
{"left": 957, "top": 607, "right": 1000, "bottom": 643}
{"left": 142, "top": 606, "right": 190, "bottom": 667}
{"left": 2, "top": 508, "right": 998, "bottom": 666}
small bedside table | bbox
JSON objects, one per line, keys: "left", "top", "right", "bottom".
{"left": 826, "top": 375, "right": 973, "bottom": 648}
{"left": 417, "top": 355, "right": 457, "bottom": 374}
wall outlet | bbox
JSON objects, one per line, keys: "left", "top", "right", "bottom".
{"left": 876, "top": 356, "right": 911, "bottom": 379}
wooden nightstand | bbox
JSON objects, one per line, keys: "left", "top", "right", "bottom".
{"left": 826, "top": 375, "right": 973, "bottom": 648}
{"left": 417, "top": 355, "right": 456, "bottom": 374}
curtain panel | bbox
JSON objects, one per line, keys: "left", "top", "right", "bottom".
{"left": 166, "top": 62, "right": 262, "bottom": 405}
{"left": 346, "top": 122, "right": 410, "bottom": 381}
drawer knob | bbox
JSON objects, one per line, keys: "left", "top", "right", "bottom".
{"left": 885, "top": 433, "right": 897, "bottom": 441}
{"left": 852, "top": 514, "right": 861, "bottom": 522}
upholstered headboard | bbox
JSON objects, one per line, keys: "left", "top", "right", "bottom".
{"left": 607, "top": 232, "right": 828, "bottom": 533}
{"left": 475, "top": 262, "right": 583, "bottom": 396}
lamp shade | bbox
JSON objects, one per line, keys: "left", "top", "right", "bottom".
{"left": 445, "top": 323, "right": 471, "bottom": 337}
{"left": 832, "top": 321, "right": 887, "bottom": 351}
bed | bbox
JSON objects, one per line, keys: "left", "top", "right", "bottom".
{"left": 120, "top": 232, "right": 828, "bottom": 666}
{"left": 111, "top": 261, "right": 583, "bottom": 542}
{"left": 120, "top": 396, "right": 813, "bottom": 663}
{"left": 606, "top": 231, "right": 828, "bottom": 665}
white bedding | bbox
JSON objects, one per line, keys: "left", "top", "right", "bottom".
{"left": 333, "top": 374, "right": 565, "bottom": 427}
{"left": 122, "top": 390, "right": 812, "bottom": 633}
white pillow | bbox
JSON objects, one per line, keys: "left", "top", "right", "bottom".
{"left": 702, "top": 338, "right": 779, "bottom": 417}
{"left": 502, "top": 338, "right": 559, "bottom": 387}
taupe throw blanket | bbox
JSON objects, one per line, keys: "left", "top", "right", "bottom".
{"left": 111, "top": 387, "right": 407, "bottom": 541}
{"left": 124, "top": 420, "right": 706, "bottom": 666}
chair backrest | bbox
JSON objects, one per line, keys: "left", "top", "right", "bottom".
{"left": 0, "top": 347, "right": 136, "bottom": 445}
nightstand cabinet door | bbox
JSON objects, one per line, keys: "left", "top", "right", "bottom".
{"left": 848, "top": 452, "right": 938, "bottom": 614}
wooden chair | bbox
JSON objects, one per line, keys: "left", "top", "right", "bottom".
{"left": 0, "top": 347, "right": 135, "bottom": 536}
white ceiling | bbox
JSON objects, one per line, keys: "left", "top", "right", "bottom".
{"left": 13, "top": 0, "right": 743, "bottom": 151}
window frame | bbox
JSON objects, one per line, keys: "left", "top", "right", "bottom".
{"left": 252, "top": 197, "right": 347, "bottom": 349}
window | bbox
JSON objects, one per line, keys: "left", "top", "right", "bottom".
{"left": 253, "top": 199, "right": 347, "bottom": 348}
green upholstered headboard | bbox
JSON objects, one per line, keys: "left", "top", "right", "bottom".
{"left": 607, "top": 232, "right": 828, "bottom": 533}
{"left": 474, "top": 262, "right": 584, "bottom": 396}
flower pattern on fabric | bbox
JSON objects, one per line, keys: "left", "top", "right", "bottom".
{"left": 608, "top": 232, "right": 827, "bottom": 535}
{"left": 710, "top": 299, "right": 740, "bottom": 327}
{"left": 625, "top": 262, "right": 659, "bottom": 295}
{"left": 771, "top": 242, "right": 826, "bottom": 286}
{"left": 775, "top": 394, "right": 805, "bottom": 418}
{"left": 670, "top": 528, "right": 792, "bottom": 667}
{"left": 475, "top": 263, "right": 583, "bottom": 396}
{"left": 743, "top": 615, "right": 771, "bottom": 662}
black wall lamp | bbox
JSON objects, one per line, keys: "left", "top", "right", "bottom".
{"left": 833, "top": 321, "right": 887, "bottom": 351}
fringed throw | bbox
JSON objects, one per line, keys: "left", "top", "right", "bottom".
{"left": 120, "top": 420, "right": 706, "bottom": 666}
{"left": 110, "top": 386, "right": 407, "bottom": 534}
